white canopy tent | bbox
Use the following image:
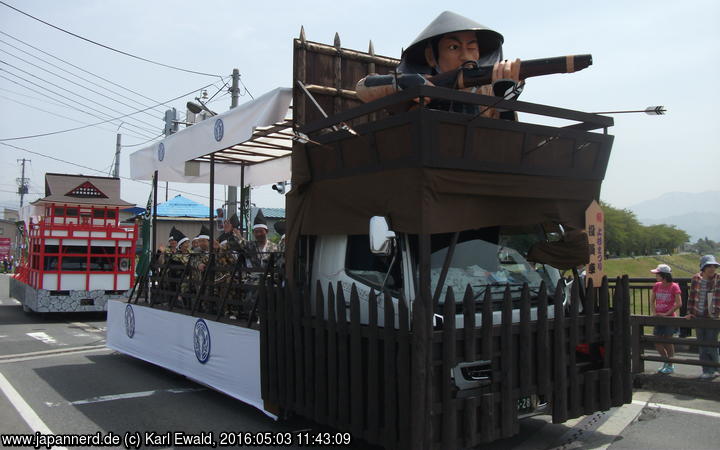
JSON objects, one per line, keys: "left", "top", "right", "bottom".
{"left": 129, "top": 87, "right": 293, "bottom": 188}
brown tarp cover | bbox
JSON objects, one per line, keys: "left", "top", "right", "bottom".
{"left": 527, "top": 229, "right": 590, "bottom": 270}
{"left": 286, "top": 144, "right": 598, "bottom": 277}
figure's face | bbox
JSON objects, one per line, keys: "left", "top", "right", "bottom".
{"left": 223, "top": 220, "right": 232, "bottom": 232}
{"left": 179, "top": 241, "right": 189, "bottom": 252}
{"left": 168, "top": 240, "right": 177, "bottom": 249}
{"left": 703, "top": 265, "right": 718, "bottom": 277}
{"left": 253, "top": 227, "right": 267, "bottom": 243}
{"left": 434, "top": 31, "right": 479, "bottom": 72}
{"left": 655, "top": 273, "right": 662, "bottom": 282}
{"left": 198, "top": 238, "right": 209, "bottom": 250}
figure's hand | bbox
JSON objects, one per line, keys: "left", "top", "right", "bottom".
{"left": 492, "top": 58, "right": 521, "bottom": 84}
{"left": 685, "top": 314, "right": 694, "bottom": 319}
{"left": 199, "top": 263, "right": 206, "bottom": 271}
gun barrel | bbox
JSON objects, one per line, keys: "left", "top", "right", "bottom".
{"left": 431, "top": 54, "right": 593, "bottom": 89}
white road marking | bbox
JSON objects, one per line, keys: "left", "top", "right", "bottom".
{"left": 631, "top": 399, "right": 720, "bottom": 419}
{"left": 26, "top": 332, "right": 61, "bottom": 345}
{"left": 0, "top": 371, "right": 68, "bottom": 450}
{"left": 0, "top": 344, "right": 110, "bottom": 364}
{"left": 69, "top": 322, "right": 105, "bottom": 333}
{"left": 44, "top": 387, "right": 206, "bottom": 407}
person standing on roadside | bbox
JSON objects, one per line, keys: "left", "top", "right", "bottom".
{"left": 649, "top": 264, "right": 681, "bottom": 374}
{"left": 686, "top": 255, "right": 720, "bottom": 379}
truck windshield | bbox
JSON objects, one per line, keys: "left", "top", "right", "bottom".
{"left": 413, "top": 226, "right": 562, "bottom": 302}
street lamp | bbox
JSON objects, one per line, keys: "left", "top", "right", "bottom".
{"left": 186, "top": 98, "right": 217, "bottom": 116}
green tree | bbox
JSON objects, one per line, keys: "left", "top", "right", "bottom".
{"left": 601, "top": 201, "right": 690, "bottom": 256}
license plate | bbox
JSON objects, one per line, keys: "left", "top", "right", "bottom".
{"left": 517, "top": 396, "right": 533, "bottom": 412}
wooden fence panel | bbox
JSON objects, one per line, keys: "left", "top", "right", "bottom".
{"left": 336, "top": 284, "right": 350, "bottom": 427}
{"left": 277, "top": 284, "right": 287, "bottom": 406}
{"left": 397, "top": 295, "right": 411, "bottom": 450}
{"left": 326, "top": 283, "right": 338, "bottom": 427}
{"left": 500, "top": 287, "right": 518, "bottom": 437}
{"left": 442, "top": 288, "right": 458, "bottom": 450}
{"left": 383, "top": 292, "right": 398, "bottom": 449}
{"left": 350, "top": 287, "right": 363, "bottom": 437}
{"left": 314, "top": 283, "right": 327, "bottom": 422}
{"left": 621, "top": 276, "right": 633, "bottom": 404}
{"left": 303, "top": 283, "right": 314, "bottom": 417}
{"left": 366, "top": 290, "right": 380, "bottom": 443}
{"left": 257, "top": 275, "right": 631, "bottom": 450}
{"left": 611, "top": 277, "right": 624, "bottom": 407}
{"left": 291, "top": 287, "right": 305, "bottom": 411}
{"left": 536, "top": 287, "right": 550, "bottom": 398}
{"left": 519, "top": 285, "right": 532, "bottom": 397}
{"left": 568, "top": 281, "right": 580, "bottom": 418}
{"left": 552, "top": 282, "right": 568, "bottom": 423}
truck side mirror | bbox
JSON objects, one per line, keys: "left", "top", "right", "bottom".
{"left": 369, "top": 216, "right": 396, "bottom": 256}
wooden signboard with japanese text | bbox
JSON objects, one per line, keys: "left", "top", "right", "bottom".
{"left": 585, "top": 200, "right": 604, "bottom": 287}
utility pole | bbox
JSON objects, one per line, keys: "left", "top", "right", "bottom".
{"left": 16, "top": 158, "right": 30, "bottom": 208}
{"left": 227, "top": 69, "right": 241, "bottom": 220}
{"left": 163, "top": 108, "right": 179, "bottom": 203}
{"left": 114, "top": 133, "right": 121, "bottom": 178}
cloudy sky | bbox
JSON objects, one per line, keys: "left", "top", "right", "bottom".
{"left": 1, "top": 0, "right": 718, "bottom": 213}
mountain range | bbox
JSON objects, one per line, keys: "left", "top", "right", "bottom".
{"left": 627, "top": 191, "right": 720, "bottom": 242}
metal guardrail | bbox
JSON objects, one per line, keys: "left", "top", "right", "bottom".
{"left": 610, "top": 277, "right": 691, "bottom": 316}
{"left": 630, "top": 315, "right": 720, "bottom": 373}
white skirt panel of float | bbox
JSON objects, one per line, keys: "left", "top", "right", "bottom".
{"left": 106, "top": 300, "right": 275, "bottom": 419}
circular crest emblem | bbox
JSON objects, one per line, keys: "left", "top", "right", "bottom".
{"left": 193, "top": 319, "right": 211, "bottom": 364}
{"left": 213, "top": 118, "right": 224, "bottom": 142}
{"left": 124, "top": 304, "right": 135, "bottom": 338}
{"left": 157, "top": 143, "right": 165, "bottom": 161}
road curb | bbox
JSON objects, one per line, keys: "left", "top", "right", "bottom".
{"left": 633, "top": 373, "right": 720, "bottom": 400}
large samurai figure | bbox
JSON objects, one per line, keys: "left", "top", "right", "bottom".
{"left": 356, "top": 10, "right": 522, "bottom": 118}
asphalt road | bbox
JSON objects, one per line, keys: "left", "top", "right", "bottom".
{"left": 1, "top": 295, "right": 719, "bottom": 450}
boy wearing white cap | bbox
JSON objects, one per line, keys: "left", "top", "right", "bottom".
{"left": 686, "top": 255, "right": 720, "bottom": 379}
{"left": 650, "top": 264, "right": 681, "bottom": 374}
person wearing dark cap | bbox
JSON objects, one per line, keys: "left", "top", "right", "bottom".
{"left": 686, "top": 255, "right": 720, "bottom": 379}
{"left": 166, "top": 228, "right": 191, "bottom": 304}
{"left": 250, "top": 209, "right": 278, "bottom": 267}
{"left": 167, "top": 227, "right": 178, "bottom": 251}
{"left": 159, "top": 227, "right": 179, "bottom": 265}
{"left": 190, "top": 224, "right": 212, "bottom": 280}
{"left": 356, "top": 10, "right": 521, "bottom": 117}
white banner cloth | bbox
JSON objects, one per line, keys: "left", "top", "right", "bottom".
{"left": 129, "top": 87, "right": 292, "bottom": 187}
{"left": 106, "top": 300, "right": 274, "bottom": 419}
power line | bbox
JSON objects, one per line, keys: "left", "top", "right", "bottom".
{"left": 0, "top": 1, "right": 223, "bottom": 78}
{"left": 0, "top": 141, "right": 218, "bottom": 203}
{"left": 120, "top": 133, "right": 163, "bottom": 148}
{"left": 0, "top": 30, "right": 173, "bottom": 111}
{"left": 0, "top": 45, "right": 164, "bottom": 123}
{"left": 0, "top": 80, "right": 218, "bottom": 141}
{"left": 0, "top": 59, "right": 160, "bottom": 136}
{"left": 0, "top": 73, "right": 154, "bottom": 141}
{"left": 0, "top": 69, "right": 158, "bottom": 139}
{"left": 0, "top": 85, "right": 72, "bottom": 110}
{"left": 0, "top": 93, "right": 146, "bottom": 139}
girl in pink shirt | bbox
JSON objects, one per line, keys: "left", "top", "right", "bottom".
{"left": 650, "top": 264, "right": 682, "bottom": 374}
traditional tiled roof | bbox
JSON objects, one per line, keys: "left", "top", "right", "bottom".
{"left": 34, "top": 173, "right": 133, "bottom": 207}
{"left": 251, "top": 207, "right": 285, "bottom": 219}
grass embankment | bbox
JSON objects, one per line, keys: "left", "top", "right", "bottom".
{"left": 604, "top": 253, "right": 700, "bottom": 279}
